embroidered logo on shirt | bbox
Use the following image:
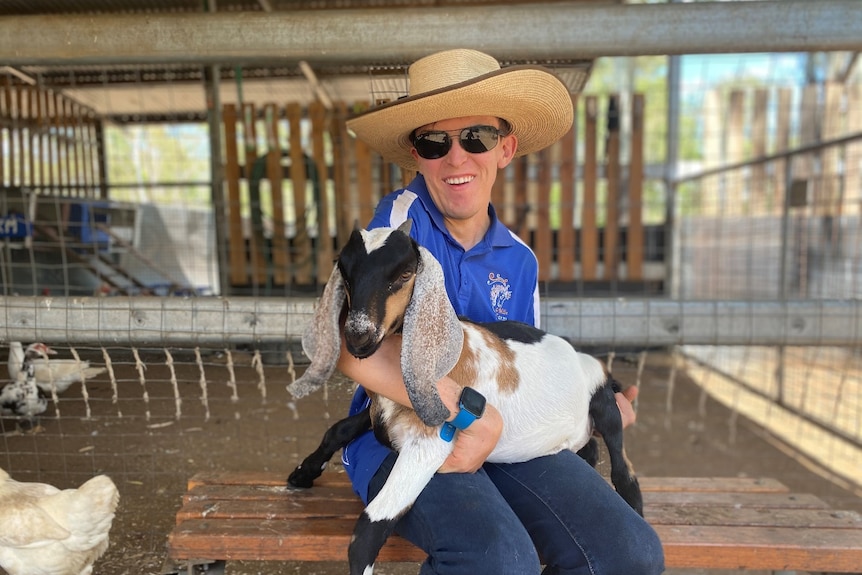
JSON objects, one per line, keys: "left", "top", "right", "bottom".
{"left": 487, "top": 273, "right": 512, "bottom": 319}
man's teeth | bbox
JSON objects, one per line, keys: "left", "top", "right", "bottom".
{"left": 445, "top": 176, "right": 474, "bottom": 185}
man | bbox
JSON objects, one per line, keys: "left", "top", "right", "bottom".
{"left": 337, "top": 49, "right": 664, "bottom": 575}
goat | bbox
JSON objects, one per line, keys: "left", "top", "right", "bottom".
{"left": 287, "top": 220, "right": 642, "bottom": 575}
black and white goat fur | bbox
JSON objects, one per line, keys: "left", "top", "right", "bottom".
{"left": 287, "top": 221, "right": 642, "bottom": 575}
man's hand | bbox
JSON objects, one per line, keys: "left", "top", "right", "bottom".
{"left": 438, "top": 403, "right": 503, "bottom": 474}
{"left": 616, "top": 385, "right": 639, "bottom": 429}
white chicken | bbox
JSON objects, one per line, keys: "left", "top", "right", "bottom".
{"left": 7, "top": 342, "right": 106, "bottom": 395}
{"left": 0, "top": 468, "right": 119, "bottom": 575}
{"left": 1, "top": 343, "right": 49, "bottom": 432}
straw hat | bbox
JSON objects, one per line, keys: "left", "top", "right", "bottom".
{"left": 346, "top": 49, "right": 575, "bottom": 171}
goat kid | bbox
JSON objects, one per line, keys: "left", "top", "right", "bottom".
{"left": 287, "top": 221, "right": 642, "bottom": 575}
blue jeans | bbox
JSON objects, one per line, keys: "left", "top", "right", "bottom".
{"left": 368, "top": 449, "right": 664, "bottom": 575}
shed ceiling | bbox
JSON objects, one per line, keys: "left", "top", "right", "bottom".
{"left": 0, "top": 0, "right": 610, "bottom": 119}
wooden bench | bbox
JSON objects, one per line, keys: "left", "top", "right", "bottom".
{"left": 167, "top": 471, "right": 862, "bottom": 574}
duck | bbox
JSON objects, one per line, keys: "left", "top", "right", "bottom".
{"left": 1, "top": 343, "right": 49, "bottom": 432}
{"left": 7, "top": 342, "right": 106, "bottom": 394}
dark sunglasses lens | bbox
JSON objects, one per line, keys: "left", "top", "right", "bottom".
{"left": 414, "top": 132, "right": 451, "bottom": 159}
{"left": 459, "top": 126, "right": 500, "bottom": 154}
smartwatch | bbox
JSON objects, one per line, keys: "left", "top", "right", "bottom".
{"left": 440, "top": 387, "right": 487, "bottom": 442}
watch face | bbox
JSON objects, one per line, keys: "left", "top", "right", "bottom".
{"left": 460, "top": 387, "right": 486, "bottom": 417}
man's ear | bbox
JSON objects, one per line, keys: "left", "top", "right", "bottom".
{"left": 497, "top": 133, "right": 518, "bottom": 169}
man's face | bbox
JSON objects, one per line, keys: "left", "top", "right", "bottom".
{"left": 411, "top": 115, "right": 518, "bottom": 225}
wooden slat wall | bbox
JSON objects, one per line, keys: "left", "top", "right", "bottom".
{"left": 0, "top": 79, "right": 102, "bottom": 198}
{"left": 220, "top": 94, "right": 649, "bottom": 289}
{"left": 264, "top": 103, "right": 288, "bottom": 286}
{"left": 627, "top": 94, "right": 645, "bottom": 281}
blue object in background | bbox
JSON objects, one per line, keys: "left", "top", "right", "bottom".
{"left": 0, "top": 212, "right": 33, "bottom": 239}
{"left": 68, "top": 202, "right": 111, "bottom": 246}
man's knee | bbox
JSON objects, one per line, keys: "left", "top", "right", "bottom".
{"left": 421, "top": 527, "right": 541, "bottom": 575}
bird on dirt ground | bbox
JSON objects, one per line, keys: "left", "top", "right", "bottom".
{"left": 1, "top": 343, "right": 49, "bottom": 432}
{"left": 7, "top": 341, "right": 106, "bottom": 395}
{"left": 0, "top": 467, "right": 120, "bottom": 575}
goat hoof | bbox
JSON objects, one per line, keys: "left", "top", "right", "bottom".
{"left": 287, "top": 466, "right": 315, "bottom": 489}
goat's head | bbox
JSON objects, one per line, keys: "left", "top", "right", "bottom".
{"left": 288, "top": 220, "right": 463, "bottom": 427}
{"left": 338, "top": 223, "right": 420, "bottom": 359}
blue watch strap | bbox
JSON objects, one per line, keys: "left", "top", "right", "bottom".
{"left": 439, "top": 408, "right": 479, "bottom": 442}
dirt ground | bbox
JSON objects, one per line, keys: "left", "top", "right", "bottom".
{"left": 1, "top": 347, "right": 860, "bottom": 575}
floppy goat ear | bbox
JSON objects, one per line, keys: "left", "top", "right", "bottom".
{"left": 400, "top": 244, "right": 464, "bottom": 426}
{"left": 287, "top": 264, "right": 345, "bottom": 399}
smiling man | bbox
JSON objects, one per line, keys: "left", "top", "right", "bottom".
{"left": 335, "top": 49, "right": 664, "bottom": 575}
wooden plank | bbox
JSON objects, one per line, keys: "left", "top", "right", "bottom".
{"left": 309, "top": 101, "right": 333, "bottom": 285}
{"left": 557, "top": 98, "right": 576, "bottom": 282}
{"left": 331, "top": 102, "right": 351, "bottom": 248}
{"left": 243, "top": 102, "right": 267, "bottom": 286}
{"left": 626, "top": 93, "right": 644, "bottom": 280}
{"left": 513, "top": 155, "right": 529, "bottom": 243}
{"left": 751, "top": 89, "right": 769, "bottom": 210}
{"left": 581, "top": 96, "right": 598, "bottom": 280}
{"left": 604, "top": 95, "right": 620, "bottom": 280}
{"left": 62, "top": 95, "right": 74, "bottom": 196}
{"left": 774, "top": 87, "right": 792, "bottom": 212}
{"left": 491, "top": 163, "right": 506, "bottom": 223}
{"left": 647, "top": 505, "right": 862, "bottom": 529}
{"left": 222, "top": 104, "right": 248, "bottom": 286}
{"left": 635, "top": 476, "right": 788, "bottom": 493}
{"left": 16, "top": 86, "right": 25, "bottom": 187}
{"left": 644, "top": 490, "right": 829, "bottom": 510}
{"left": 183, "top": 483, "right": 361, "bottom": 505}
{"left": 175, "top": 497, "right": 366, "bottom": 523}
{"left": 725, "top": 90, "right": 745, "bottom": 215}
{"left": 354, "top": 134, "right": 375, "bottom": 228}
{"left": 185, "top": 471, "right": 791, "bottom": 494}
{"left": 7, "top": 83, "right": 18, "bottom": 186}
{"left": 35, "top": 87, "right": 46, "bottom": 190}
{"left": 184, "top": 484, "right": 827, "bottom": 509}
{"left": 45, "top": 89, "right": 56, "bottom": 193}
{"left": 655, "top": 524, "right": 862, "bottom": 572}
{"left": 287, "top": 102, "right": 312, "bottom": 284}
{"left": 27, "top": 87, "right": 37, "bottom": 190}
{"left": 264, "top": 103, "right": 288, "bottom": 286}
{"left": 176, "top": 497, "right": 861, "bottom": 531}
{"left": 848, "top": 85, "right": 861, "bottom": 214}
{"left": 0, "top": 78, "right": 6, "bottom": 186}
{"left": 820, "top": 82, "right": 843, "bottom": 218}
{"left": 167, "top": 517, "right": 425, "bottom": 563}
{"left": 534, "top": 146, "right": 552, "bottom": 282}
{"left": 168, "top": 518, "right": 862, "bottom": 571}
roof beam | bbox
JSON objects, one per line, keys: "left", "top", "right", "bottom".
{"left": 0, "top": 1, "right": 860, "bottom": 66}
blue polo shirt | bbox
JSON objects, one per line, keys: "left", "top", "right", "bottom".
{"left": 341, "top": 174, "right": 540, "bottom": 503}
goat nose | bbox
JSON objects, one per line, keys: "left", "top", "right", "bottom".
{"left": 344, "top": 314, "right": 382, "bottom": 359}
{"left": 345, "top": 331, "right": 380, "bottom": 359}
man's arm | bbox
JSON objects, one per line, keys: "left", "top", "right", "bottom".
{"left": 336, "top": 333, "right": 503, "bottom": 473}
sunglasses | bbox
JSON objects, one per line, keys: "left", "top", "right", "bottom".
{"left": 411, "top": 125, "right": 506, "bottom": 160}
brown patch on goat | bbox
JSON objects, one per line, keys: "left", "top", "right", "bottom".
{"left": 446, "top": 336, "right": 478, "bottom": 388}
{"left": 482, "top": 329, "right": 520, "bottom": 393}
{"left": 446, "top": 329, "right": 520, "bottom": 393}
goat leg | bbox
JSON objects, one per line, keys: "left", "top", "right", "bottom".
{"left": 576, "top": 437, "right": 600, "bottom": 468}
{"left": 590, "top": 379, "right": 644, "bottom": 516}
{"left": 287, "top": 408, "right": 371, "bottom": 489}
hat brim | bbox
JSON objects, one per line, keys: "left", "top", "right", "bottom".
{"left": 346, "top": 65, "right": 575, "bottom": 172}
